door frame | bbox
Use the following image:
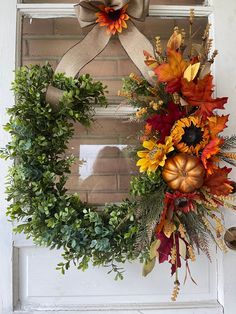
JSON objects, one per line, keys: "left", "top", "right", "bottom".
{"left": 0, "top": 1, "right": 17, "bottom": 313}
{"left": 1, "top": 0, "right": 236, "bottom": 313}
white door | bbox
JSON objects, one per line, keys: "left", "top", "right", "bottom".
{"left": 0, "top": 0, "right": 236, "bottom": 313}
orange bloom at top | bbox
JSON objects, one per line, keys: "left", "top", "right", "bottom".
{"left": 96, "top": 4, "right": 129, "bottom": 35}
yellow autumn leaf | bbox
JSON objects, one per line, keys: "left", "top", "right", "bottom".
{"left": 142, "top": 258, "right": 156, "bottom": 277}
{"left": 183, "top": 62, "right": 200, "bottom": 82}
{"left": 149, "top": 239, "right": 161, "bottom": 260}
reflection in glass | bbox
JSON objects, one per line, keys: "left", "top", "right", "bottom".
{"left": 69, "top": 144, "right": 137, "bottom": 204}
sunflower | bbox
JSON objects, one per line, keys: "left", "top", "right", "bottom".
{"left": 137, "top": 136, "right": 174, "bottom": 173}
{"left": 170, "top": 116, "right": 209, "bottom": 155}
{"left": 96, "top": 4, "right": 129, "bottom": 35}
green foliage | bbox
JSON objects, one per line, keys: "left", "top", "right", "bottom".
{"left": 177, "top": 208, "right": 212, "bottom": 261}
{"left": 130, "top": 171, "right": 167, "bottom": 252}
{"left": 121, "top": 76, "right": 171, "bottom": 110}
{"left": 2, "top": 64, "right": 140, "bottom": 277}
{"left": 131, "top": 171, "right": 163, "bottom": 196}
{"left": 134, "top": 181, "right": 167, "bottom": 253}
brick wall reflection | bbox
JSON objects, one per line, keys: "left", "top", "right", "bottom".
{"left": 21, "top": 14, "right": 207, "bottom": 204}
{"left": 65, "top": 119, "right": 140, "bottom": 204}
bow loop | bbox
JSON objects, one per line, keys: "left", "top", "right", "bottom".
{"left": 46, "top": 0, "right": 153, "bottom": 105}
{"left": 75, "top": 0, "right": 150, "bottom": 28}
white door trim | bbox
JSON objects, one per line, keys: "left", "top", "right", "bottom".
{"left": 1, "top": 1, "right": 236, "bottom": 313}
{"left": 16, "top": 4, "right": 213, "bottom": 18}
{"left": 0, "top": 1, "right": 17, "bottom": 313}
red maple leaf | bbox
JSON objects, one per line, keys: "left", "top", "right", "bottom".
{"left": 156, "top": 231, "right": 182, "bottom": 275}
{"left": 181, "top": 74, "right": 228, "bottom": 118}
{"left": 146, "top": 102, "right": 185, "bottom": 143}
{"left": 204, "top": 167, "right": 233, "bottom": 196}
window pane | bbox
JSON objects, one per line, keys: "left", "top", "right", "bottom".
{"left": 22, "top": 16, "right": 207, "bottom": 103}
{"left": 65, "top": 119, "right": 139, "bottom": 204}
{"left": 21, "top": 16, "right": 207, "bottom": 204}
{"left": 22, "top": 0, "right": 206, "bottom": 5}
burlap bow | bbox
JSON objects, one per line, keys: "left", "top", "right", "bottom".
{"left": 46, "top": 0, "right": 153, "bottom": 105}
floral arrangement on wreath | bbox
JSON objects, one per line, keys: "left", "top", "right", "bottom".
{"left": 2, "top": 2, "right": 236, "bottom": 301}
{"left": 121, "top": 10, "right": 236, "bottom": 299}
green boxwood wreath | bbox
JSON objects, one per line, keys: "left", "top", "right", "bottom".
{"left": 2, "top": 64, "right": 159, "bottom": 278}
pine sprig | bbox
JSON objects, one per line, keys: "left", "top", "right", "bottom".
{"left": 134, "top": 184, "right": 166, "bottom": 253}
{"left": 178, "top": 210, "right": 212, "bottom": 260}
{"left": 219, "top": 155, "right": 236, "bottom": 167}
{"left": 221, "top": 135, "right": 236, "bottom": 150}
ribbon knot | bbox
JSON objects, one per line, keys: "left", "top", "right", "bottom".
{"left": 76, "top": 0, "right": 149, "bottom": 27}
{"left": 46, "top": 0, "right": 153, "bottom": 105}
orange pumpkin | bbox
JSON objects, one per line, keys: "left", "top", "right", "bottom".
{"left": 162, "top": 153, "right": 205, "bottom": 193}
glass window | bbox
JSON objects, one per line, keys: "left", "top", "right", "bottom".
{"left": 22, "top": 16, "right": 207, "bottom": 103}
{"left": 65, "top": 119, "right": 140, "bottom": 204}
{"left": 21, "top": 15, "right": 207, "bottom": 204}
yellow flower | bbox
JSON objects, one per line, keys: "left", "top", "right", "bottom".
{"left": 137, "top": 136, "right": 174, "bottom": 173}
{"left": 149, "top": 100, "right": 163, "bottom": 111}
{"left": 129, "top": 73, "right": 143, "bottom": 84}
{"left": 170, "top": 116, "right": 209, "bottom": 155}
{"left": 136, "top": 107, "right": 147, "bottom": 119}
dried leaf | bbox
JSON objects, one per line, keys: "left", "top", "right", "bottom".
{"left": 199, "top": 62, "right": 211, "bottom": 79}
{"left": 178, "top": 224, "right": 186, "bottom": 238}
{"left": 179, "top": 238, "right": 187, "bottom": 259}
{"left": 192, "top": 43, "right": 205, "bottom": 59}
{"left": 144, "top": 50, "right": 159, "bottom": 69}
{"left": 163, "top": 220, "right": 176, "bottom": 238}
{"left": 142, "top": 258, "right": 156, "bottom": 277}
{"left": 180, "top": 97, "right": 189, "bottom": 107}
{"left": 183, "top": 62, "right": 200, "bottom": 82}
{"left": 167, "top": 32, "right": 182, "bottom": 50}
{"left": 149, "top": 239, "right": 161, "bottom": 259}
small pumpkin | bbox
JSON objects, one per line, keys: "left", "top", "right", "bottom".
{"left": 162, "top": 153, "right": 205, "bottom": 193}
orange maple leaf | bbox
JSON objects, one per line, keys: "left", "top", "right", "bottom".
{"left": 181, "top": 74, "right": 228, "bottom": 118}
{"left": 155, "top": 49, "right": 188, "bottom": 83}
{"left": 207, "top": 115, "right": 229, "bottom": 138}
{"left": 201, "top": 138, "right": 223, "bottom": 174}
{"left": 204, "top": 167, "right": 233, "bottom": 196}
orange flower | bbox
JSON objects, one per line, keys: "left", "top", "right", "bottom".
{"left": 144, "top": 123, "right": 152, "bottom": 135}
{"left": 96, "top": 4, "right": 129, "bottom": 35}
{"left": 139, "top": 123, "right": 152, "bottom": 142}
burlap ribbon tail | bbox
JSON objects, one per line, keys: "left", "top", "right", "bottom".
{"left": 46, "top": 0, "right": 153, "bottom": 105}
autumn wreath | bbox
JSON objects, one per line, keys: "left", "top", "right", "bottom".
{"left": 2, "top": 3, "right": 236, "bottom": 301}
